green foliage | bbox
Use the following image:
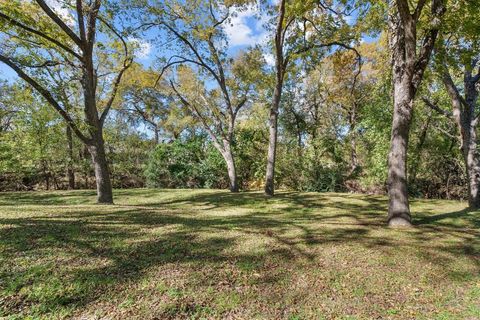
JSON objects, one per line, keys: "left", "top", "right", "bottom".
{"left": 144, "top": 136, "right": 229, "bottom": 189}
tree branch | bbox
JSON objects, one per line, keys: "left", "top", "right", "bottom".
{"left": 421, "top": 97, "right": 452, "bottom": 118}
{"left": 35, "top": 0, "right": 82, "bottom": 47}
{"left": 0, "top": 54, "right": 90, "bottom": 144}
{"left": 99, "top": 57, "right": 133, "bottom": 125}
{"left": 0, "top": 12, "right": 82, "bottom": 60}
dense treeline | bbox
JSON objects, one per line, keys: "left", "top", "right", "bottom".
{"left": 0, "top": 0, "right": 479, "bottom": 225}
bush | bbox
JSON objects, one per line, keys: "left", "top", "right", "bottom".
{"left": 145, "top": 137, "right": 229, "bottom": 189}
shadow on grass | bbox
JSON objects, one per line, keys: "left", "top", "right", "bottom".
{"left": 0, "top": 190, "right": 97, "bottom": 206}
{"left": 0, "top": 189, "right": 478, "bottom": 317}
{"left": 416, "top": 208, "right": 480, "bottom": 228}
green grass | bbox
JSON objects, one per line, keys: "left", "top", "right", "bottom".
{"left": 0, "top": 189, "right": 478, "bottom": 319}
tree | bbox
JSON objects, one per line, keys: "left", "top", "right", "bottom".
{"left": 0, "top": 0, "right": 132, "bottom": 203}
{"left": 422, "top": 1, "right": 480, "bottom": 208}
{"left": 263, "top": 0, "right": 359, "bottom": 196}
{"left": 149, "top": 0, "right": 263, "bottom": 192}
{"left": 386, "top": 0, "right": 446, "bottom": 226}
{"left": 0, "top": 84, "right": 74, "bottom": 190}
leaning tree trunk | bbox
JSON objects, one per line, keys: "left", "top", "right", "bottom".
{"left": 88, "top": 132, "right": 113, "bottom": 204}
{"left": 387, "top": 79, "right": 414, "bottom": 226}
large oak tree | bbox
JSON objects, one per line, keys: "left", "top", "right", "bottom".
{"left": 0, "top": 0, "right": 132, "bottom": 203}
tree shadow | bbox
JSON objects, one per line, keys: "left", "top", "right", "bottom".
{"left": 0, "top": 190, "right": 478, "bottom": 318}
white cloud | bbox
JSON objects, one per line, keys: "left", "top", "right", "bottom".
{"left": 263, "top": 53, "right": 275, "bottom": 66}
{"left": 224, "top": 4, "right": 268, "bottom": 47}
{"left": 46, "top": 0, "right": 75, "bottom": 26}
{"left": 128, "top": 37, "right": 152, "bottom": 60}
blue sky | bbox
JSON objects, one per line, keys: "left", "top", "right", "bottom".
{"left": 0, "top": 1, "right": 376, "bottom": 82}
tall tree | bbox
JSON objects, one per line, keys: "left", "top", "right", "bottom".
{"left": 386, "top": 0, "right": 445, "bottom": 226}
{"left": 263, "top": 0, "right": 358, "bottom": 196}
{"left": 422, "top": 1, "right": 480, "bottom": 207}
{"left": 0, "top": 0, "right": 132, "bottom": 203}
{"left": 264, "top": 0, "right": 287, "bottom": 196}
{"left": 149, "top": 0, "right": 263, "bottom": 192}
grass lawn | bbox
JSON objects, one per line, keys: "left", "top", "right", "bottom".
{"left": 0, "top": 189, "right": 478, "bottom": 319}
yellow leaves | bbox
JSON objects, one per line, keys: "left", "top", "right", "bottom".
{"left": 122, "top": 63, "right": 158, "bottom": 89}
{"left": 285, "top": 0, "right": 317, "bottom": 17}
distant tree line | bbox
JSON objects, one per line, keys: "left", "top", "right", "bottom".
{"left": 0, "top": 0, "right": 479, "bottom": 226}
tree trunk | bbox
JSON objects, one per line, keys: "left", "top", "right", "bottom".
{"left": 387, "top": 80, "right": 413, "bottom": 227}
{"left": 88, "top": 135, "right": 113, "bottom": 204}
{"left": 464, "top": 126, "right": 480, "bottom": 208}
{"left": 441, "top": 62, "right": 480, "bottom": 209}
{"left": 264, "top": 0, "right": 285, "bottom": 197}
{"left": 154, "top": 126, "right": 160, "bottom": 144}
{"left": 409, "top": 113, "right": 431, "bottom": 185}
{"left": 66, "top": 124, "right": 75, "bottom": 189}
{"left": 386, "top": 0, "right": 444, "bottom": 226}
{"left": 222, "top": 144, "right": 239, "bottom": 192}
{"left": 265, "top": 102, "right": 279, "bottom": 196}
{"left": 348, "top": 107, "right": 359, "bottom": 174}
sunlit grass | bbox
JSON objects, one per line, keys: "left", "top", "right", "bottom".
{"left": 0, "top": 189, "right": 478, "bottom": 319}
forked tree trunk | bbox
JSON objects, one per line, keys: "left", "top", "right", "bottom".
{"left": 387, "top": 79, "right": 414, "bottom": 226}
{"left": 386, "top": 0, "right": 444, "bottom": 226}
{"left": 88, "top": 134, "right": 113, "bottom": 204}
{"left": 440, "top": 60, "right": 480, "bottom": 209}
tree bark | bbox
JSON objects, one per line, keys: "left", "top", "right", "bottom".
{"left": 265, "top": 92, "right": 280, "bottom": 196}
{"left": 440, "top": 59, "right": 480, "bottom": 208}
{"left": 409, "top": 112, "right": 431, "bottom": 185}
{"left": 264, "top": 0, "right": 286, "bottom": 197}
{"left": 222, "top": 143, "right": 239, "bottom": 192}
{"left": 387, "top": 0, "right": 444, "bottom": 226}
{"left": 66, "top": 124, "right": 75, "bottom": 189}
{"left": 387, "top": 79, "right": 414, "bottom": 226}
{"left": 154, "top": 126, "right": 160, "bottom": 144}
{"left": 88, "top": 134, "right": 113, "bottom": 204}
{"left": 348, "top": 107, "right": 359, "bottom": 174}
{"left": 464, "top": 126, "right": 480, "bottom": 208}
